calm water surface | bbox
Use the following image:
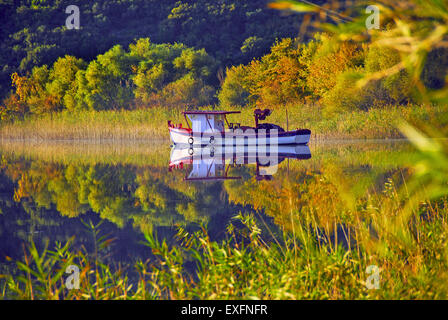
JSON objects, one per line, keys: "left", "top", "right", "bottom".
{"left": 0, "top": 139, "right": 418, "bottom": 268}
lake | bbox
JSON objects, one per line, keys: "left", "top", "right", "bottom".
{"left": 0, "top": 139, "right": 419, "bottom": 275}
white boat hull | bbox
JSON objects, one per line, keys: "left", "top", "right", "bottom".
{"left": 169, "top": 128, "right": 310, "bottom": 146}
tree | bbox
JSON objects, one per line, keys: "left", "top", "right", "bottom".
{"left": 219, "top": 38, "right": 315, "bottom": 108}
{"left": 46, "top": 55, "right": 87, "bottom": 110}
{"left": 306, "top": 36, "right": 364, "bottom": 99}
{"left": 364, "top": 45, "right": 412, "bottom": 105}
{"left": 77, "top": 45, "right": 135, "bottom": 110}
{"left": 218, "top": 65, "right": 250, "bottom": 107}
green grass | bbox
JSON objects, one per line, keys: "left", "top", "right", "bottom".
{"left": 0, "top": 104, "right": 446, "bottom": 141}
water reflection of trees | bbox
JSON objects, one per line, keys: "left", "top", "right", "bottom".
{"left": 224, "top": 158, "right": 414, "bottom": 235}
{"left": 1, "top": 142, "right": 416, "bottom": 239}
{"left": 2, "top": 158, "right": 232, "bottom": 234}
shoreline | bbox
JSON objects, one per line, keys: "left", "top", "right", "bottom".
{"left": 0, "top": 103, "right": 444, "bottom": 142}
{"left": 0, "top": 136, "right": 419, "bottom": 169}
{"left": 0, "top": 135, "right": 406, "bottom": 144}
{"left": 0, "top": 136, "right": 418, "bottom": 148}
{"left": 0, "top": 130, "right": 405, "bottom": 142}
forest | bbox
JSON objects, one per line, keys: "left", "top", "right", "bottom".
{"left": 0, "top": 0, "right": 311, "bottom": 110}
{"left": 4, "top": 0, "right": 447, "bottom": 133}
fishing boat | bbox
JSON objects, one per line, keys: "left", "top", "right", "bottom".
{"left": 169, "top": 144, "right": 311, "bottom": 181}
{"left": 168, "top": 109, "right": 311, "bottom": 146}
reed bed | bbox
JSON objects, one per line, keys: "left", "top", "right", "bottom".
{"left": 0, "top": 104, "right": 445, "bottom": 141}
{"left": 0, "top": 108, "right": 184, "bottom": 141}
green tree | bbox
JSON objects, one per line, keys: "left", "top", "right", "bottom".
{"left": 46, "top": 55, "right": 87, "bottom": 111}
{"left": 77, "top": 45, "right": 135, "bottom": 110}
{"left": 218, "top": 65, "right": 250, "bottom": 107}
{"left": 364, "top": 45, "right": 412, "bottom": 105}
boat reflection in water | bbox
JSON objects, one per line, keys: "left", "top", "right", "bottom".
{"left": 169, "top": 144, "right": 311, "bottom": 181}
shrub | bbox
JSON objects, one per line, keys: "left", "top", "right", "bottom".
{"left": 322, "top": 69, "right": 368, "bottom": 113}
{"left": 218, "top": 65, "right": 250, "bottom": 107}
{"left": 306, "top": 36, "right": 365, "bottom": 98}
{"left": 364, "top": 45, "right": 412, "bottom": 105}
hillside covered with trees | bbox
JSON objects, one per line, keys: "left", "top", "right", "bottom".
{"left": 0, "top": 0, "right": 312, "bottom": 100}
{"left": 1, "top": 0, "right": 447, "bottom": 138}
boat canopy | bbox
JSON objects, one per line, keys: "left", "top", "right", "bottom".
{"left": 183, "top": 110, "right": 240, "bottom": 133}
{"left": 182, "top": 111, "right": 241, "bottom": 115}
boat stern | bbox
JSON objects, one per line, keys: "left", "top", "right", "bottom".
{"left": 293, "top": 129, "right": 311, "bottom": 145}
